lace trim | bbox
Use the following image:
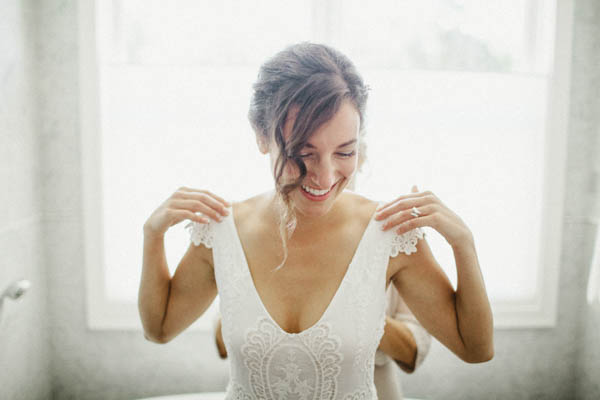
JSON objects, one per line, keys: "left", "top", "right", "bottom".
{"left": 390, "top": 227, "right": 425, "bottom": 257}
{"left": 241, "top": 317, "right": 342, "bottom": 400}
{"left": 225, "top": 382, "right": 254, "bottom": 400}
{"left": 343, "top": 390, "right": 371, "bottom": 400}
{"left": 185, "top": 219, "right": 215, "bottom": 248}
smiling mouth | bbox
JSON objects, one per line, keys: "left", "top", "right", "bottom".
{"left": 300, "top": 180, "right": 341, "bottom": 196}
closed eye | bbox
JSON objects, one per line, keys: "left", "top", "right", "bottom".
{"left": 298, "top": 151, "right": 356, "bottom": 159}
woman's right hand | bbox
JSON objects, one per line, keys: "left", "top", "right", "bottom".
{"left": 143, "top": 187, "right": 231, "bottom": 238}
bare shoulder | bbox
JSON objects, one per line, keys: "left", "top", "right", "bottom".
{"left": 338, "top": 190, "right": 380, "bottom": 220}
{"left": 230, "top": 191, "right": 271, "bottom": 233}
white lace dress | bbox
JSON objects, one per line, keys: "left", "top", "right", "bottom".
{"left": 187, "top": 201, "right": 425, "bottom": 400}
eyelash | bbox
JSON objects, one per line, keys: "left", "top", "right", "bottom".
{"left": 299, "top": 151, "right": 356, "bottom": 159}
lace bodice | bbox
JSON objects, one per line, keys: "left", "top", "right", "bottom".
{"left": 186, "top": 200, "right": 424, "bottom": 400}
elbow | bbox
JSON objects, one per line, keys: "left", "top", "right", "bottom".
{"left": 399, "top": 361, "right": 416, "bottom": 374}
{"left": 143, "top": 331, "right": 168, "bottom": 344}
{"left": 462, "top": 346, "right": 494, "bottom": 363}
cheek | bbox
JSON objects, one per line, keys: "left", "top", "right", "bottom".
{"left": 342, "top": 158, "right": 359, "bottom": 177}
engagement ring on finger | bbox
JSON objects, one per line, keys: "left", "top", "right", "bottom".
{"left": 410, "top": 207, "right": 422, "bottom": 218}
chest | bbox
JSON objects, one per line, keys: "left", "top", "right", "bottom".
{"left": 237, "top": 221, "right": 373, "bottom": 334}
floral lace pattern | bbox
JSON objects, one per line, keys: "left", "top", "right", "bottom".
{"left": 241, "top": 317, "right": 343, "bottom": 400}
{"left": 225, "top": 382, "right": 254, "bottom": 400}
{"left": 343, "top": 390, "right": 371, "bottom": 400}
{"left": 390, "top": 227, "right": 425, "bottom": 257}
{"left": 185, "top": 219, "right": 215, "bottom": 248}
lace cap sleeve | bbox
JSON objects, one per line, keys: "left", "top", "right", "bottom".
{"left": 185, "top": 219, "right": 215, "bottom": 248}
{"left": 390, "top": 227, "right": 425, "bottom": 257}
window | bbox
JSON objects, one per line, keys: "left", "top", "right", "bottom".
{"left": 80, "top": 0, "right": 571, "bottom": 330}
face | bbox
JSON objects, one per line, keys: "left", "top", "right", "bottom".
{"left": 258, "top": 100, "right": 360, "bottom": 218}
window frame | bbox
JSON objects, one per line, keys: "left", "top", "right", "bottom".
{"left": 79, "top": 0, "right": 573, "bottom": 330}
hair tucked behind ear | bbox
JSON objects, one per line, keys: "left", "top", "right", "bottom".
{"left": 248, "top": 42, "right": 370, "bottom": 271}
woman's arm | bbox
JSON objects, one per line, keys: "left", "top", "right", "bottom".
{"left": 138, "top": 231, "right": 172, "bottom": 342}
{"left": 138, "top": 227, "right": 218, "bottom": 344}
{"left": 378, "top": 286, "right": 432, "bottom": 372}
{"left": 138, "top": 187, "right": 229, "bottom": 343}
{"left": 215, "top": 316, "right": 228, "bottom": 358}
{"left": 391, "top": 234, "right": 494, "bottom": 363}
{"left": 377, "top": 315, "right": 418, "bottom": 371}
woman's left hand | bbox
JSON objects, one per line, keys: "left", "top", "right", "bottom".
{"left": 375, "top": 185, "right": 473, "bottom": 248}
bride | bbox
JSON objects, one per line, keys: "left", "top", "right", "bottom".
{"left": 139, "top": 42, "right": 494, "bottom": 399}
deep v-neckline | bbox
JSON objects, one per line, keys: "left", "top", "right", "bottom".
{"left": 229, "top": 200, "right": 382, "bottom": 336}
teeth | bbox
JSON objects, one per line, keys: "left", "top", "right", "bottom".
{"left": 301, "top": 184, "right": 331, "bottom": 196}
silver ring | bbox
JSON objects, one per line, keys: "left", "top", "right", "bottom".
{"left": 410, "top": 206, "right": 422, "bottom": 218}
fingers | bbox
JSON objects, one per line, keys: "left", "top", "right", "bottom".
{"left": 394, "top": 213, "right": 436, "bottom": 235}
{"left": 376, "top": 195, "right": 433, "bottom": 221}
{"left": 380, "top": 204, "right": 436, "bottom": 231}
{"left": 174, "top": 210, "right": 209, "bottom": 225}
{"left": 376, "top": 189, "right": 429, "bottom": 213}
{"left": 177, "top": 187, "right": 231, "bottom": 208}
{"left": 174, "top": 189, "right": 230, "bottom": 216}
{"left": 170, "top": 199, "right": 226, "bottom": 222}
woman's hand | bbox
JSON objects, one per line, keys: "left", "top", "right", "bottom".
{"left": 143, "top": 187, "right": 231, "bottom": 238}
{"left": 375, "top": 185, "right": 473, "bottom": 248}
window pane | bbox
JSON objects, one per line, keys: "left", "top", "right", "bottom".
{"left": 95, "top": 1, "right": 557, "bottom": 315}
{"left": 332, "top": 0, "right": 553, "bottom": 74}
{"left": 353, "top": 70, "right": 546, "bottom": 301}
{"left": 101, "top": 0, "right": 315, "bottom": 65}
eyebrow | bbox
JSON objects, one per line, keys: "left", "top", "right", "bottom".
{"left": 304, "top": 138, "right": 357, "bottom": 149}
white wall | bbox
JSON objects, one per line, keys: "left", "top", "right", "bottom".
{"left": 571, "top": 1, "right": 600, "bottom": 398}
{"left": 2, "top": 0, "right": 598, "bottom": 399}
{"left": 0, "top": 0, "right": 52, "bottom": 399}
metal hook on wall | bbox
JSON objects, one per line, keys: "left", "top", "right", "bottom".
{"left": 0, "top": 279, "right": 31, "bottom": 323}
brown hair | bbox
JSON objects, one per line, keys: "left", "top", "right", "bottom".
{"left": 247, "top": 42, "right": 370, "bottom": 270}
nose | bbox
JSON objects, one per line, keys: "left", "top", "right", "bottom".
{"left": 308, "top": 159, "right": 337, "bottom": 189}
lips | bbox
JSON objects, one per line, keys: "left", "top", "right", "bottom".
{"left": 299, "top": 180, "right": 341, "bottom": 202}
{"left": 301, "top": 184, "right": 333, "bottom": 196}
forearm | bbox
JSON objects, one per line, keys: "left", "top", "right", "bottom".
{"left": 215, "top": 319, "right": 228, "bottom": 358}
{"left": 377, "top": 316, "right": 417, "bottom": 370}
{"left": 453, "top": 237, "right": 494, "bottom": 361}
{"left": 138, "top": 230, "right": 172, "bottom": 342}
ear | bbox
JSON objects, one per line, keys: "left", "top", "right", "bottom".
{"left": 256, "top": 134, "right": 270, "bottom": 154}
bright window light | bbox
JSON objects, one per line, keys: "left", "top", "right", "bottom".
{"left": 91, "top": 0, "right": 559, "bottom": 329}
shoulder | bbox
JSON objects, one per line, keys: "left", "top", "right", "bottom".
{"left": 338, "top": 190, "right": 380, "bottom": 220}
{"left": 230, "top": 191, "right": 273, "bottom": 235}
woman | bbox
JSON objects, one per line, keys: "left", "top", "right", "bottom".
{"left": 139, "top": 42, "right": 494, "bottom": 399}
